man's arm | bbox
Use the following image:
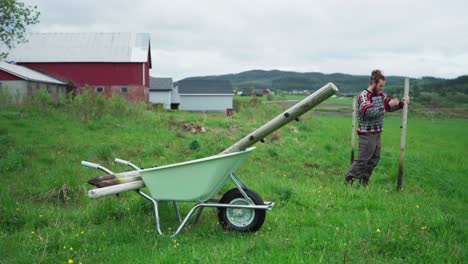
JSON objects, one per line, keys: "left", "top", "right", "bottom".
{"left": 384, "top": 96, "right": 403, "bottom": 112}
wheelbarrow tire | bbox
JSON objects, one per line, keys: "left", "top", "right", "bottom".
{"left": 218, "top": 188, "right": 266, "bottom": 232}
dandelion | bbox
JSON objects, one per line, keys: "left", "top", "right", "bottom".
{"left": 63, "top": 246, "right": 66, "bottom": 249}
{"left": 68, "top": 259, "right": 74, "bottom": 264}
{"left": 39, "top": 214, "right": 43, "bottom": 218}
{"left": 416, "top": 205, "right": 420, "bottom": 209}
{"left": 80, "top": 231, "right": 84, "bottom": 234}
{"left": 421, "top": 226, "right": 428, "bottom": 230}
{"left": 31, "top": 231, "right": 35, "bottom": 234}
{"left": 69, "top": 247, "right": 73, "bottom": 251}
{"left": 376, "top": 228, "right": 381, "bottom": 233}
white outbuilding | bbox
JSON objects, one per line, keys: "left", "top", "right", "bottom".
{"left": 149, "top": 77, "right": 173, "bottom": 109}
{"left": 177, "top": 80, "right": 233, "bottom": 112}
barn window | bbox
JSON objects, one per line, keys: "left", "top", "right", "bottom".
{"left": 96, "top": 87, "right": 104, "bottom": 93}
{"left": 120, "top": 87, "right": 128, "bottom": 94}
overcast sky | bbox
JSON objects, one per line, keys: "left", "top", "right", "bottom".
{"left": 23, "top": 0, "right": 468, "bottom": 80}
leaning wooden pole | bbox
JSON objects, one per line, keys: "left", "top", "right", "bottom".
{"left": 397, "top": 78, "right": 410, "bottom": 192}
{"left": 86, "top": 83, "right": 339, "bottom": 198}
{"left": 221, "top": 83, "right": 338, "bottom": 154}
{"left": 350, "top": 96, "right": 357, "bottom": 164}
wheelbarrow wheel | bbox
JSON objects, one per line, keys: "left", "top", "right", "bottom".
{"left": 218, "top": 188, "right": 266, "bottom": 232}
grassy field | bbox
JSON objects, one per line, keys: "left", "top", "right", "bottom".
{"left": 0, "top": 96, "right": 466, "bottom": 263}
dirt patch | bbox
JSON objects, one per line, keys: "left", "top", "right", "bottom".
{"left": 304, "top": 162, "right": 320, "bottom": 169}
{"left": 181, "top": 122, "right": 207, "bottom": 134}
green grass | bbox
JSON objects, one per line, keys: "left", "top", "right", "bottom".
{"left": 0, "top": 99, "right": 466, "bottom": 263}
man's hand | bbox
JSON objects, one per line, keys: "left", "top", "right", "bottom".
{"left": 403, "top": 97, "right": 411, "bottom": 105}
{"left": 389, "top": 98, "right": 400, "bottom": 107}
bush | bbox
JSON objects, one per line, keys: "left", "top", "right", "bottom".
{"left": 0, "top": 85, "right": 14, "bottom": 108}
{"left": 266, "top": 93, "right": 275, "bottom": 101}
{"left": 190, "top": 140, "right": 200, "bottom": 151}
{"left": 446, "top": 92, "right": 468, "bottom": 104}
{"left": 32, "top": 90, "right": 53, "bottom": 111}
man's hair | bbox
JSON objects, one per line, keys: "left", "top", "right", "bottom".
{"left": 370, "top": 69, "right": 385, "bottom": 84}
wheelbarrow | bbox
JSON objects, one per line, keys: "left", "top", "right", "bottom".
{"left": 81, "top": 147, "right": 274, "bottom": 236}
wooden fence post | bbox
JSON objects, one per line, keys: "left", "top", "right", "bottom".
{"left": 397, "top": 78, "right": 410, "bottom": 192}
{"left": 351, "top": 96, "right": 357, "bottom": 164}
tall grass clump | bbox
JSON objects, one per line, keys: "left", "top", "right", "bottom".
{"left": 22, "top": 85, "right": 151, "bottom": 123}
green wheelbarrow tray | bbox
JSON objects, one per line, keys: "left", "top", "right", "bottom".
{"left": 140, "top": 146, "right": 254, "bottom": 202}
{"left": 83, "top": 147, "right": 274, "bottom": 237}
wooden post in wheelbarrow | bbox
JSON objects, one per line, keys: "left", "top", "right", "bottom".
{"left": 397, "top": 78, "right": 410, "bottom": 192}
{"left": 350, "top": 96, "right": 357, "bottom": 164}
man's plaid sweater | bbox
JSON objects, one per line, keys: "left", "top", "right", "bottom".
{"left": 357, "top": 89, "right": 403, "bottom": 134}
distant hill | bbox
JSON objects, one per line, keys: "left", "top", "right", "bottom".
{"left": 187, "top": 70, "right": 468, "bottom": 98}
{"left": 183, "top": 69, "right": 448, "bottom": 95}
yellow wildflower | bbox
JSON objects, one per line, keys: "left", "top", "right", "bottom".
{"left": 376, "top": 228, "right": 381, "bottom": 233}
{"left": 68, "top": 259, "right": 73, "bottom": 264}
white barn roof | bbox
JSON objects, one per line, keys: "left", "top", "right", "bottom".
{"left": 0, "top": 61, "right": 66, "bottom": 85}
{"left": 6, "top": 32, "right": 150, "bottom": 63}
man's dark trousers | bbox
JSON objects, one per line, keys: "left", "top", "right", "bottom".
{"left": 346, "top": 133, "right": 381, "bottom": 185}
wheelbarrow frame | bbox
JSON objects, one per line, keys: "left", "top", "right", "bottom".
{"left": 83, "top": 147, "right": 274, "bottom": 237}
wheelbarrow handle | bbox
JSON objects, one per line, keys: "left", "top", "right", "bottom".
{"left": 81, "top": 161, "right": 99, "bottom": 169}
{"left": 115, "top": 158, "right": 142, "bottom": 171}
{"left": 81, "top": 161, "right": 114, "bottom": 174}
{"left": 114, "top": 158, "right": 130, "bottom": 165}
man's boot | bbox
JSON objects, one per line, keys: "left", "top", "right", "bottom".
{"left": 359, "top": 177, "right": 369, "bottom": 187}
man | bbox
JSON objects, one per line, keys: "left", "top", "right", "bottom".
{"left": 345, "top": 69, "right": 408, "bottom": 186}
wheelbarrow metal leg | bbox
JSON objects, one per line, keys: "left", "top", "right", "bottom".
{"left": 192, "top": 207, "right": 204, "bottom": 224}
{"left": 229, "top": 172, "right": 254, "bottom": 204}
{"left": 173, "top": 201, "right": 182, "bottom": 223}
{"left": 172, "top": 204, "right": 204, "bottom": 237}
{"left": 138, "top": 190, "right": 163, "bottom": 235}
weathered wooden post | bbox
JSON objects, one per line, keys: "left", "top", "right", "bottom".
{"left": 350, "top": 96, "right": 357, "bottom": 164}
{"left": 397, "top": 78, "right": 410, "bottom": 192}
{"left": 221, "top": 83, "right": 338, "bottom": 154}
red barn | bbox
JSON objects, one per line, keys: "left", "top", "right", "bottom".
{"left": 6, "top": 32, "right": 152, "bottom": 101}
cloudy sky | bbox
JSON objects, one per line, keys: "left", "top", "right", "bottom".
{"left": 23, "top": 0, "right": 468, "bottom": 80}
